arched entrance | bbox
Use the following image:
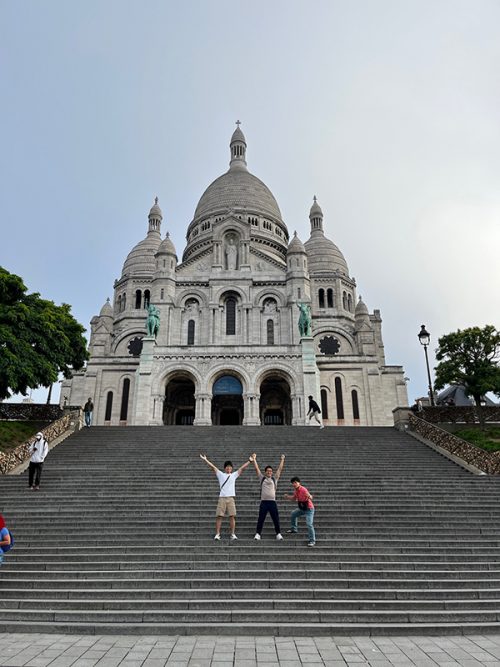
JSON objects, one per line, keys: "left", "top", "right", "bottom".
{"left": 212, "top": 375, "right": 243, "bottom": 425}
{"left": 259, "top": 375, "right": 292, "bottom": 425}
{"left": 163, "top": 376, "right": 196, "bottom": 425}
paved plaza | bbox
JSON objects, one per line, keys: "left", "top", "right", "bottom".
{"left": 1, "top": 634, "right": 500, "bottom": 667}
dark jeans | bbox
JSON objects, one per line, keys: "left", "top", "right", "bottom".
{"left": 256, "top": 500, "right": 281, "bottom": 535}
{"left": 28, "top": 462, "right": 43, "bottom": 488}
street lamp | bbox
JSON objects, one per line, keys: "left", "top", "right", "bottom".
{"left": 418, "top": 324, "right": 435, "bottom": 407}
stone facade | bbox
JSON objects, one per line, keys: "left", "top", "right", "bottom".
{"left": 61, "top": 126, "right": 408, "bottom": 426}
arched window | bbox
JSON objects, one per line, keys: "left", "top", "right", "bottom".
{"left": 187, "top": 319, "right": 195, "bottom": 345}
{"left": 117, "top": 295, "right": 122, "bottom": 312}
{"left": 327, "top": 289, "right": 334, "bottom": 308}
{"left": 335, "top": 377, "right": 344, "bottom": 420}
{"left": 122, "top": 293, "right": 126, "bottom": 311}
{"left": 120, "top": 378, "right": 130, "bottom": 421}
{"left": 160, "top": 288, "right": 164, "bottom": 300}
{"left": 321, "top": 389, "right": 329, "bottom": 419}
{"left": 352, "top": 390, "right": 360, "bottom": 421}
{"left": 135, "top": 290, "right": 142, "bottom": 309}
{"left": 318, "top": 289, "right": 325, "bottom": 308}
{"left": 105, "top": 391, "right": 113, "bottom": 421}
{"left": 143, "top": 290, "right": 151, "bottom": 308}
{"left": 342, "top": 291, "right": 347, "bottom": 310}
{"left": 226, "top": 297, "right": 236, "bottom": 335}
{"left": 347, "top": 294, "right": 352, "bottom": 312}
{"left": 266, "top": 319, "right": 274, "bottom": 345}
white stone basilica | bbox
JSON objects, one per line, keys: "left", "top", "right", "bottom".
{"left": 62, "top": 125, "right": 408, "bottom": 426}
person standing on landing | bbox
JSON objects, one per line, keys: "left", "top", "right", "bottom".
{"left": 200, "top": 454, "right": 251, "bottom": 540}
{"left": 250, "top": 453, "right": 285, "bottom": 541}
{"left": 307, "top": 395, "right": 324, "bottom": 428}
{"left": 283, "top": 476, "right": 316, "bottom": 547}
{"left": 83, "top": 398, "right": 94, "bottom": 427}
{"left": 28, "top": 432, "right": 49, "bottom": 491}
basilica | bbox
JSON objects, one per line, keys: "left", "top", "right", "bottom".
{"left": 61, "top": 125, "right": 408, "bottom": 426}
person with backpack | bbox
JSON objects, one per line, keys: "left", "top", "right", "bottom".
{"left": 283, "top": 476, "right": 316, "bottom": 547}
{"left": 250, "top": 452, "right": 285, "bottom": 541}
{"left": 28, "top": 432, "right": 49, "bottom": 491}
{"left": 199, "top": 454, "right": 251, "bottom": 541}
{"left": 307, "top": 395, "right": 324, "bottom": 428}
{"left": 0, "top": 514, "right": 14, "bottom": 564}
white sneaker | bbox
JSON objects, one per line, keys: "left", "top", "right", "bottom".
{"left": 254, "top": 534, "right": 261, "bottom": 540}
{"left": 214, "top": 534, "right": 221, "bottom": 540}
{"left": 308, "top": 541, "right": 316, "bottom": 547}
{"left": 276, "top": 534, "right": 284, "bottom": 541}
{"left": 320, "top": 425, "right": 324, "bottom": 429}
{"left": 230, "top": 534, "right": 238, "bottom": 541}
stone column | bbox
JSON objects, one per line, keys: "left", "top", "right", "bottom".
{"left": 291, "top": 393, "right": 302, "bottom": 425}
{"left": 194, "top": 393, "right": 212, "bottom": 426}
{"left": 133, "top": 336, "right": 156, "bottom": 426}
{"left": 300, "top": 337, "right": 321, "bottom": 425}
{"left": 243, "top": 392, "right": 261, "bottom": 426}
{"left": 150, "top": 394, "right": 164, "bottom": 426}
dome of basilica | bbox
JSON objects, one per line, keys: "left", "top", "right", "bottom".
{"left": 193, "top": 169, "right": 283, "bottom": 224}
{"left": 121, "top": 231, "right": 161, "bottom": 277}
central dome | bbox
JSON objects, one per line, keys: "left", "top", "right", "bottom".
{"left": 193, "top": 169, "right": 283, "bottom": 223}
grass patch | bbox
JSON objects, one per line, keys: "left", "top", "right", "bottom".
{"left": 454, "top": 427, "right": 500, "bottom": 452}
{"left": 0, "top": 422, "right": 50, "bottom": 453}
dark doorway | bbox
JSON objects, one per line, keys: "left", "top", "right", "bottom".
{"left": 212, "top": 375, "right": 243, "bottom": 425}
{"left": 259, "top": 375, "right": 292, "bottom": 425}
{"left": 163, "top": 377, "right": 196, "bottom": 425}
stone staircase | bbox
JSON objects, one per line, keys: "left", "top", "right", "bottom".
{"left": 1, "top": 425, "right": 500, "bottom": 636}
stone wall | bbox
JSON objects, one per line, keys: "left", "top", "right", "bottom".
{"left": 408, "top": 414, "right": 500, "bottom": 475}
{"left": 0, "top": 409, "right": 81, "bottom": 475}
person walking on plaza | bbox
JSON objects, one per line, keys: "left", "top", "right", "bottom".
{"left": 283, "top": 476, "right": 316, "bottom": 547}
{"left": 200, "top": 453, "right": 251, "bottom": 541}
{"left": 250, "top": 452, "right": 285, "bottom": 541}
{"left": 28, "top": 432, "right": 49, "bottom": 491}
{"left": 83, "top": 397, "right": 94, "bottom": 427}
{"left": 307, "top": 395, "right": 324, "bottom": 428}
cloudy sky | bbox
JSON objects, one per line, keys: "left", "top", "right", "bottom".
{"left": 2, "top": 0, "right": 499, "bottom": 404}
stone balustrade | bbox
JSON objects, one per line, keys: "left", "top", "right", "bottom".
{"left": 0, "top": 403, "right": 64, "bottom": 421}
{"left": 0, "top": 409, "right": 81, "bottom": 475}
{"left": 408, "top": 413, "right": 500, "bottom": 475}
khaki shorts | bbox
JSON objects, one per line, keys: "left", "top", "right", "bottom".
{"left": 216, "top": 496, "right": 237, "bottom": 517}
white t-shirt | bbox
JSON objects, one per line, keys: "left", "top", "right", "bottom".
{"left": 216, "top": 470, "right": 239, "bottom": 497}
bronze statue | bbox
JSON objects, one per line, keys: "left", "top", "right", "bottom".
{"left": 146, "top": 304, "right": 160, "bottom": 338}
{"left": 297, "top": 302, "right": 312, "bottom": 337}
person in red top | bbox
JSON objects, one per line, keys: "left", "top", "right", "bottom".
{"left": 283, "top": 476, "right": 316, "bottom": 546}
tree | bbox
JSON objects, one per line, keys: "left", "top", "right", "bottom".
{"left": 0, "top": 266, "right": 88, "bottom": 400}
{"left": 434, "top": 325, "right": 500, "bottom": 426}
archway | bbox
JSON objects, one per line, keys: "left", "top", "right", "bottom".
{"left": 163, "top": 376, "right": 196, "bottom": 425}
{"left": 212, "top": 375, "right": 243, "bottom": 425}
{"left": 259, "top": 375, "right": 292, "bottom": 425}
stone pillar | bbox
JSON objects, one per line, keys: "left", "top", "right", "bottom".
{"left": 194, "top": 392, "right": 212, "bottom": 426}
{"left": 291, "top": 393, "right": 303, "bottom": 425}
{"left": 133, "top": 336, "right": 156, "bottom": 425}
{"left": 243, "top": 392, "right": 260, "bottom": 426}
{"left": 150, "top": 394, "right": 164, "bottom": 426}
{"left": 300, "top": 337, "right": 321, "bottom": 425}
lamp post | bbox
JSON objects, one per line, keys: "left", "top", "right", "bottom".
{"left": 418, "top": 324, "right": 435, "bottom": 407}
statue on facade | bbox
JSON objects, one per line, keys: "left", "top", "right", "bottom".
{"left": 225, "top": 238, "right": 237, "bottom": 270}
{"left": 146, "top": 304, "right": 160, "bottom": 338}
{"left": 297, "top": 302, "right": 312, "bottom": 337}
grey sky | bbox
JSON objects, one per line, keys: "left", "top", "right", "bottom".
{"left": 2, "top": 0, "right": 499, "bottom": 404}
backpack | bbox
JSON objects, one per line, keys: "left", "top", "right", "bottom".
{"left": 2, "top": 531, "right": 14, "bottom": 553}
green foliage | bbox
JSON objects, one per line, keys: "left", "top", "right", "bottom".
{"left": 0, "top": 421, "right": 49, "bottom": 453}
{"left": 0, "top": 266, "right": 88, "bottom": 400}
{"left": 434, "top": 325, "right": 500, "bottom": 407}
{"left": 454, "top": 427, "right": 500, "bottom": 453}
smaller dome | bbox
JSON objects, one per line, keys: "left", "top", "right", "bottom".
{"left": 156, "top": 232, "right": 177, "bottom": 256}
{"left": 287, "top": 231, "right": 305, "bottom": 254}
{"left": 355, "top": 295, "right": 369, "bottom": 317}
{"left": 304, "top": 234, "right": 349, "bottom": 275}
{"left": 99, "top": 298, "right": 113, "bottom": 318}
{"left": 122, "top": 232, "right": 162, "bottom": 277}
{"left": 149, "top": 196, "right": 163, "bottom": 219}
{"left": 309, "top": 196, "right": 323, "bottom": 219}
